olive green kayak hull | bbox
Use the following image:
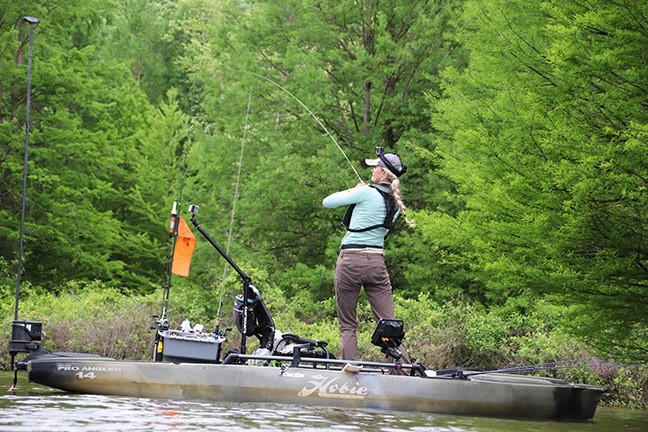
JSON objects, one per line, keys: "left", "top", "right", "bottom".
{"left": 26, "top": 355, "right": 604, "bottom": 421}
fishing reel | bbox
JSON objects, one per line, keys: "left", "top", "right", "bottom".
{"left": 150, "top": 315, "right": 169, "bottom": 332}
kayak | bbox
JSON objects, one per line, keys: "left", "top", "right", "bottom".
{"left": 21, "top": 348, "right": 605, "bottom": 421}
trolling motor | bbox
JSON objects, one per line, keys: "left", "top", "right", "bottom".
{"left": 8, "top": 319, "right": 46, "bottom": 390}
{"left": 9, "top": 320, "right": 44, "bottom": 368}
{"left": 6, "top": 320, "right": 45, "bottom": 390}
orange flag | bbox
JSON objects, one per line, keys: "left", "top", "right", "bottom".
{"left": 171, "top": 217, "right": 196, "bottom": 277}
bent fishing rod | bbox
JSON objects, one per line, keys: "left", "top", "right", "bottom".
{"left": 235, "top": 70, "right": 364, "bottom": 183}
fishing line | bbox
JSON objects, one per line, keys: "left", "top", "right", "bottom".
{"left": 214, "top": 89, "right": 253, "bottom": 331}
{"left": 238, "top": 70, "right": 364, "bottom": 183}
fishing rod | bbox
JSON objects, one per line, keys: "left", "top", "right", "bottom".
{"left": 13, "top": 16, "right": 40, "bottom": 322}
{"left": 213, "top": 89, "right": 253, "bottom": 335}
{"left": 159, "top": 145, "right": 190, "bottom": 319}
{"left": 237, "top": 70, "right": 364, "bottom": 183}
{"left": 153, "top": 103, "right": 192, "bottom": 360}
{"left": 461, "top": 355, "right": 648, "bottom": 377}
{"left": 8, "top": 18, "right": 48, "bottom": 393}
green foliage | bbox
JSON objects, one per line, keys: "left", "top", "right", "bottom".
{"left": 602, "top": 365, "right": 648, "bottom": 408}
{"left": 0, "top": 281, "right": 159, "bottom": 366}
{"left": 96, "top": 0, "right": 182, "bottom": 104}
{"left": 0, "top": 1, "right": 189, "bottom": 291}
{"left": 272, "top": 263, "right": 335, "bottom": 303}
{"left": 426, "top": 0, "right": 648, "bottom": 353}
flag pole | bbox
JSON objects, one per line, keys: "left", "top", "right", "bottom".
{"left": 153, "top": 99, "right": 192, "bottom": 360}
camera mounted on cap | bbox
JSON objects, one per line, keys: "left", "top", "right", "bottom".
{"left": 375, "top": 146, "right": 407, "bottom": 176}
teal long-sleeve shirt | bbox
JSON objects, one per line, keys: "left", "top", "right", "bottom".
{"left": 322, "top": 183, "right": 398, "bottom": 248}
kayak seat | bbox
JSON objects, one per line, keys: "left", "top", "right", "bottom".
{"left": 271, "top": 331, "right": 335, "bottom": 362}
{"left": 279, "top": 333, "right": 328, "bottom": 348}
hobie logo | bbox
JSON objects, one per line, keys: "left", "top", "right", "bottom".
{"left": 298, "top": 374, "right": 368, "bottom": 399}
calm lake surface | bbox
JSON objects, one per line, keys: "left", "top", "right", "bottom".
{"left": 1, "top": 371, "right": 646, "bottom": 432}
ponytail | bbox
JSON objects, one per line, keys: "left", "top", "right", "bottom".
{"left": 383, "top": 169, "right": 415, "bottom": 228}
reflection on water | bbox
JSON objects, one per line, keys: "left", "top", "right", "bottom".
{"left": 1, "top": 371, "right": 646, "bottom": 432}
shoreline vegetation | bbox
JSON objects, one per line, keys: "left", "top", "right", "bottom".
{"left": 2, "top": 283, "right": 646, "bottom": 409}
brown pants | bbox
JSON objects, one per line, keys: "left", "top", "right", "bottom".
{"left": 334, "top": 249, "right": 395, "bottom": 360}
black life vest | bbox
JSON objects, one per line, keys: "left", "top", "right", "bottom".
{"left": 342, "top": 183, "right": 398, "bottom": 232}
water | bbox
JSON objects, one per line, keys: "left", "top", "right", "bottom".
{"left": 1, "top": 371, "right": 646, "bottom": 431}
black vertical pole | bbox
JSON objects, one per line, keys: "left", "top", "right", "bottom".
{"left": 14, "top": 16, "right": 40, "bottom": 321}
